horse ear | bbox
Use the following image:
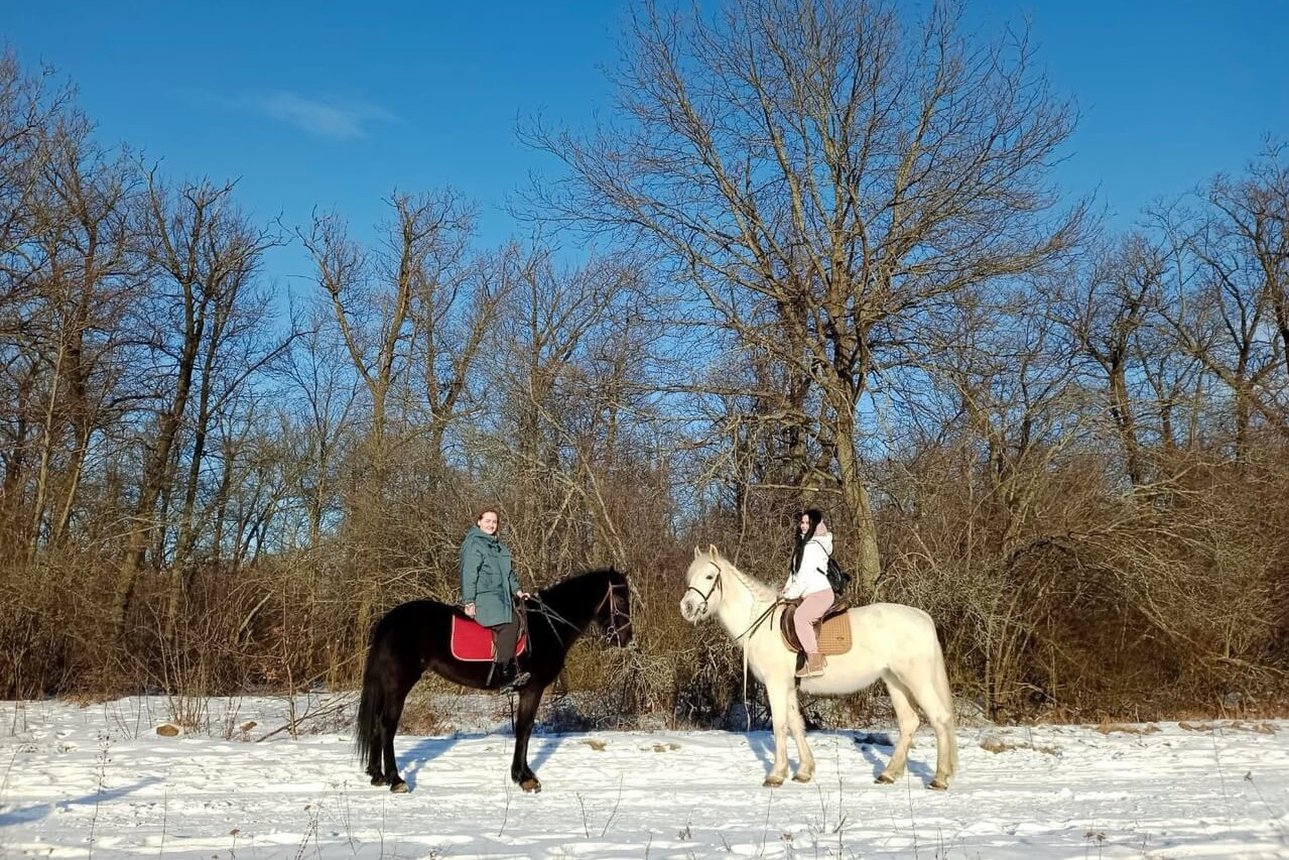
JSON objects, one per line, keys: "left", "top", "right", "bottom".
{"left": 707, "top": 543, "right": 718, "bottom": 558}
{"left": 693, "top": 545, "right": 703, "bottom": 560}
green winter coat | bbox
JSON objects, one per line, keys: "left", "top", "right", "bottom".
{"left": 459, "top": 526, "right": 521, "bottom": 628}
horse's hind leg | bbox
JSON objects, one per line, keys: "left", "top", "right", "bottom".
{"left": 787, "top": 686, "right": 815, "bottom": 783}
{"left": 366, "top": 735, "right": 386, "bottom": 786}
{"left": 903, "top": 669, "right": 957, "bottom": 789}
{"left": 876, "top": 675, "right": 920, "bottom": 785}
{"left": 381, "top": 683, "right": 412, "bottom": 793}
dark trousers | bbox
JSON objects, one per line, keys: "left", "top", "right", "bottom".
{"left": 490, "top": 612, "right": 523, "bottom": 665}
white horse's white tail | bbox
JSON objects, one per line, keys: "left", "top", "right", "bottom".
{"left": 681, "top": 545, "right": 959, "bottom": 789}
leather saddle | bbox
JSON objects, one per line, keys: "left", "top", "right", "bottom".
{"left": 779, "top": 598, "right": 852, "bottom": 656}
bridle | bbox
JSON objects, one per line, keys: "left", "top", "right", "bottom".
{"left": 686, "top": 561, "right": 779, "bottom": 641}
{"left": 594, "top": 578, "right": 632, "bottom": 642}
{"left": 684, "top": 563, "right": 723, "bottom": 616}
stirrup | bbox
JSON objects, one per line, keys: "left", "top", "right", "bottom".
{"left": 796, "top": 654, "right": 825, "bottom": 678}
{"left": 498, "top": 668, "right": 530, "bottom": 693}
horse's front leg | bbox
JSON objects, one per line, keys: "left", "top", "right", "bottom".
{"left": 763, "top": 681, "right": 792, "bottom": 787}
{"left": 510, "top": 686, "right": 543, "bottom": 793}
{"left": 787, "top": 686, "right": 815, "bottom": 783}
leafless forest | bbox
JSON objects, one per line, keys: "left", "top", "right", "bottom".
{"left": 2, "top": 1, "right": 1286, "bottom": 723}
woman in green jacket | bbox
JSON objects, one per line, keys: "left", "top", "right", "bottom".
{"left": 460, "top": 506, "right": 530, "bottom": 692}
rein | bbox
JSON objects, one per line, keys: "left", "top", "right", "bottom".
{"left": 527, "top": 576, "right": 629, "bottom": 646}
{"left": 689, "top": 563, "right": 778, "bottom": 641}
{"left": 734, "top": 599, "right": 781, "bottom": 642}
{"left": 691, "top": 559, "right": 781, "bottom": 731}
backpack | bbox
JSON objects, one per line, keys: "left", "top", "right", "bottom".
{"left": 825, "top": 556, "right": 852, "bottom": 595}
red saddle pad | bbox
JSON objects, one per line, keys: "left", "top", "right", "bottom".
{"left": 449, "top": 615, "right": 528, "bottom": 662}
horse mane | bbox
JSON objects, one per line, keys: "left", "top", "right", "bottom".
{"left": 539, "top": 566, "right": 621, "bottom": 600}
{"left": 711, "top": 548, "right": 777, "bottom": 603}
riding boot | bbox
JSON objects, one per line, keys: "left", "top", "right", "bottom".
{"left": 496, "top": 660, "right": 531, "bottom": 693}
{"left": 795, "top": 652, "right": 826, "bottom": 678}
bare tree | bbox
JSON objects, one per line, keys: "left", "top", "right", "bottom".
{"left": 279, "top": 308, "right": 363, "bottom": 549}
{"left": 524, "top": 0, "right": 1085, "bottom": 593}
{"left": 473, "top": 245, "right": 656, "bottom": 574}
{"left": 1152, "top": 147, "right": 1289, "bottom": 458}
{"left": 112, "top": 175, "right": 279, "bottom": 640}
{"left": 1051, "top": 235, "right": 1165, "bottom": 489}
{"left": 301, "top": 192, "right": 494, "bottom": 480}
{"left": 300, "top": 191, "right": 514, "bottom": 614}
{"left": 0, "top": 53, "right": 67, "bottom": 559}
{"left": 25, "top": 112, "right": 141, "bottom": 555}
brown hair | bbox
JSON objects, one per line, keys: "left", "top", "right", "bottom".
{"left": 474, "top": 505, "right": 502, "bottom": 523}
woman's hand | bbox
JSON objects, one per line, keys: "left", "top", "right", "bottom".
{"left": 516, "top": 590, "right": 531, "bottom": 600}
{"left": 464, "top": 602, "right": 476, "bottom": 618}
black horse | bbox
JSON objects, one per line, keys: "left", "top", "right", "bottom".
{"left": 355, "top": 566, "right": 632, "bottom": 793}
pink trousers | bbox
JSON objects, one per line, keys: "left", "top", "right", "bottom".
{"left": 793, "top": 588, "right": 835, "bottom": 653}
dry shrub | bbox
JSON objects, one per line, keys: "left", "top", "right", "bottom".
{"left": 875, "top": 432, "right": 1289, "bottom": 723}
{"left": 0, "top": 550, "right": 119, "bottom": 698}
{"left": 1095, "top": 721, "right": 1160, "bottom": 735}
{"left": 979, "top": 736, "right": 1061, "bottom": 755}
{"left": 397, "top": 687, "right": 448, "bottom": 736}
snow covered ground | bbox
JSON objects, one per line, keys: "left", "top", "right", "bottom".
{"left": 1, "top": 692, "right": 1287, "bottom": 858}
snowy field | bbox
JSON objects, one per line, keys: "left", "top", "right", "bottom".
{"left": 1, "top": 693, "right": 1287, "bottom": 859}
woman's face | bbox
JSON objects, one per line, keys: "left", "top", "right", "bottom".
{"left": 477, "top": 511, "right": 499, "bottom": 535}
{"left": 799, "top": 514, "right": 812, "bottom": 535}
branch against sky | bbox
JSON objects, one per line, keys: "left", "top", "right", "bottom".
{"left": 520, "top": 0, "right": 1089, "bottom": 590}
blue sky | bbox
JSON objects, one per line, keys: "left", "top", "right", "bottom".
{"left": 4, "top": 1, "right": 1287, "bottom": 296}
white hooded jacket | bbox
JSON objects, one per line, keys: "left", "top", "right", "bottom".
{"left": 783, "top": 530, "right": 833, "bottom": 600}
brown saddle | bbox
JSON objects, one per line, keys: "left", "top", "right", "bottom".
{"left": 780, "top": 599, "right": 852, "bottom": 656}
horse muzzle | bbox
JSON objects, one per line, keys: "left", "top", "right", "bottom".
{"left": 679, "top": 595, "right": 705, "bottom": 623}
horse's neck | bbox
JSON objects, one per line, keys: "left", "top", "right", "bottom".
{"left": 714, "top": 570, "right": 773, "bottom": 641}
{"left": 541, "top": 575, "right": 600, "bottom": 632}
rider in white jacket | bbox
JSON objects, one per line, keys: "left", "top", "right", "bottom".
{"left": 781, "top": 509, "right": 836, "bottom": 677}
{"left": 783, "top": 529, "right": 832, "bottom": 600}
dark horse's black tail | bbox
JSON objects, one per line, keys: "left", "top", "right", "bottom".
{"left": 354, "top": 632, "right": 385, "bottom": 767}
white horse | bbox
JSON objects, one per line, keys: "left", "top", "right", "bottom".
{"left": 680, "top": 545, "right": 958, "bottom": 790}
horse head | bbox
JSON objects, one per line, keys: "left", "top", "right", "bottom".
{"left": 593, "top": 567, "right": 634, "bottom": 647}
{"left": 680, "top": 544, "right": 725, "bottom": 622}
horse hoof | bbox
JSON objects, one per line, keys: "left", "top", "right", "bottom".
{"left": 763, "top": 776, "right": 784, "bottom": 788}
{"left": 390, "top": 780, "right": 409, "bottom": 794}
{"left": 792, "top": 773, "right": 813, "bottom": 783}
{"left": 928, "top": 779, "right": 949, "bottom": 791}
{"left": 875, "top": 773, "right": 896, "bottom": 784}
{"left": 520, "top": 778, "right": 541, "bottom": 793}
{"left": 369, "top": 775, "right": 387, "bottom": 787}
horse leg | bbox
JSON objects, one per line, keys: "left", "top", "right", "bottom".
{"left": 903, "top": 670, "right": 958, "bottom": 790}
{"left": 876, "top": 675, "right": 920, "bottom": 785}
{"left": 787, "top": 686, "right": 815, "bottom": 783}
{"left": 367, "top": 734, "right": 386, "bottom": 786}
{"left": 361, "top": 660, "right": 397, "bottom": 787}
{"left": 763, "top": 681, "right": 792, "bottom": 787}
{"left": 364, "top": 704, "right": 385, "bottom": 784}
{"left": 382, "top": 682, "right": 412, "bottom": 793}
{"left": 510, "top": 686, "right": 543, "bottom": 793}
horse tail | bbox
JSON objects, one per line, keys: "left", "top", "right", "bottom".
{"left": 354, "top": 630, "right": 385, "bottom": 764}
